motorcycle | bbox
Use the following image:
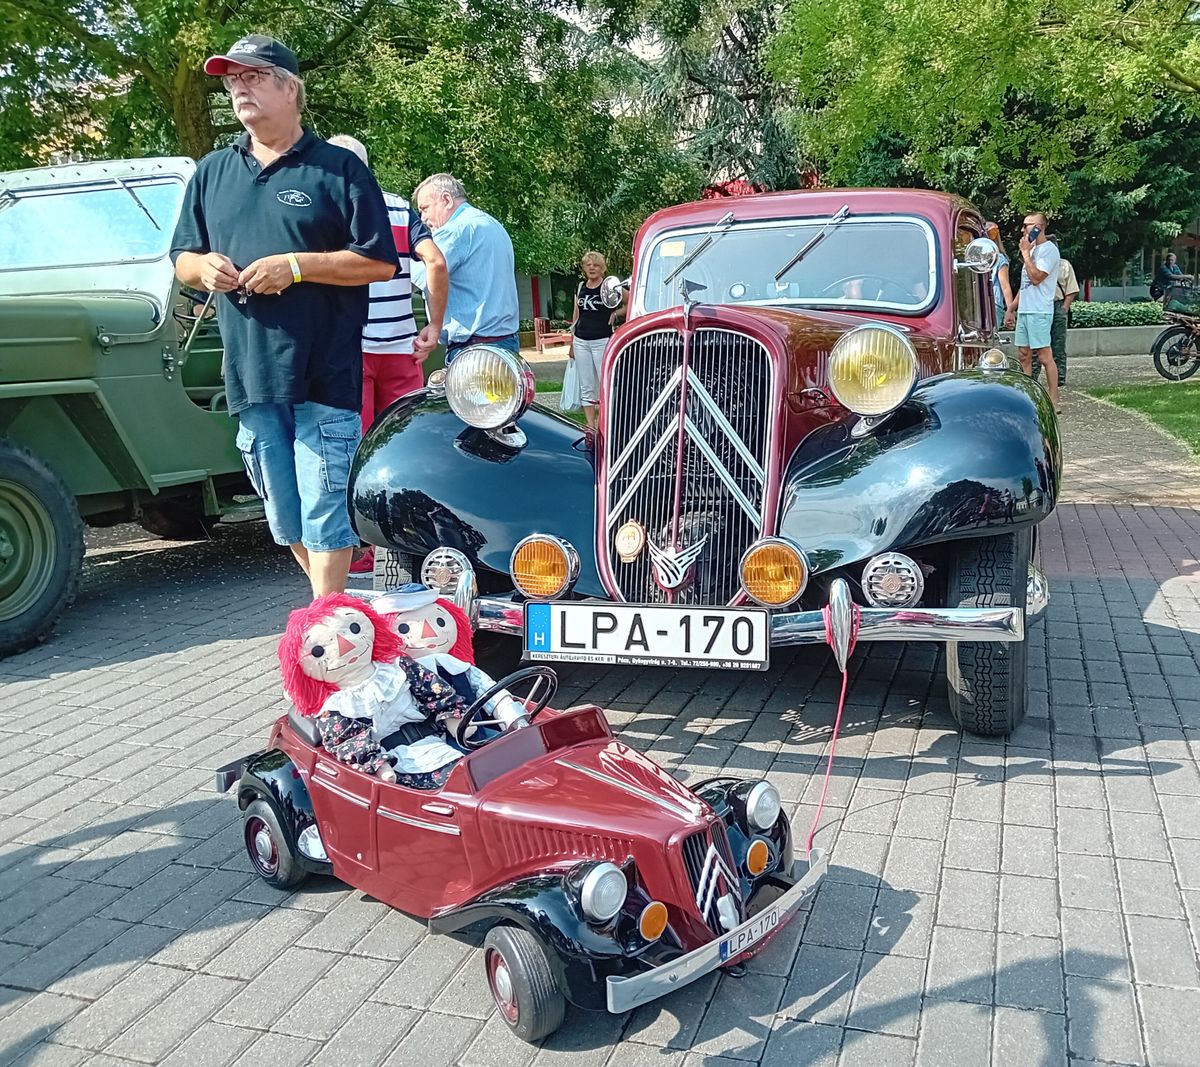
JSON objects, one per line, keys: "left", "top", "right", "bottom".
{"left": 1151, "top": 283, "right": 1200, "bottom": 381}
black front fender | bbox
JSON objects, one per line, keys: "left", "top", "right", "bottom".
{"left": 237, "top": 750, "right": 331, "bottom": 877}
{"left": 781, "top": 369, "right": 1061, "bottom": 573}
{"left": 350, "top": 392, "right": 604, "bottom": 595}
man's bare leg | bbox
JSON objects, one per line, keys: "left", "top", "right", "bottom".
{"left": 1018, "top": 345, "right": 1033, "bottom": 376}
{"left": 1037, "top": 347, "right": 1060, "bottom": 408}
{"left": 309, "top": 547, "right": 354, "bottom": 596}
{"left": 289, "top": 544, "right": 311, "bottom": 576}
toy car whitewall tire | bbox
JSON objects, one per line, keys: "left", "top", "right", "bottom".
{"left": 945, "top": 529, "right": 1031, "bottom": 737}
{"left": 243, "top": 798, "right": 307, "bottom": 889}
{"left": 0, "top": 441, "right": 84, "bottom": 659}
{"left": 483, "top": 925, "right": 566, "bottom": 1042}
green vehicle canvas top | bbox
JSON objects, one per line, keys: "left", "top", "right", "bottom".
{"left": 0, "top": 156, "right": 260, "bottom": 657}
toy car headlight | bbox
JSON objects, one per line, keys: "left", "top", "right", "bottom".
{"left": 445, "top": 345, "right": 535, "bottom": 429}
{"left": 579, "top": 862, "right": 628, "bottom": 922}
{"left": 746, "top": 781, "right": 781, "bottom": 831}
{"left": 828, "top": 324, "right": 918, "bottom": 417}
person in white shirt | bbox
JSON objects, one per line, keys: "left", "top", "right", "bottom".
{"left": 1014, "top": 211, "right": 1061, "bottom": 410}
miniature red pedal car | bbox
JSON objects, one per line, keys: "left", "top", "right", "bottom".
{"left": 218, "top": 667, "right": 827, "bottom": 1041}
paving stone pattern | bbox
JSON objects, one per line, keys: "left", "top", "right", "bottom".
{"left": 2, "top": 496, "right": 1200, "bottom": 1065}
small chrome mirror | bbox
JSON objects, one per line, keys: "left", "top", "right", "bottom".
{"left": 599, "top": 275, "right": 629, "bottom": 309}
{"left": 955, "top": 237, "right": 999, "bottom": 274}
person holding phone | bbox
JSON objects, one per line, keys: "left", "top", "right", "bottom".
{"left": 1014, "top": 212, "right": 1061, "bottom": 411}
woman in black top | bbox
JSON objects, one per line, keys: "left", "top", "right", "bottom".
{"left": 569, "top": 251, "right": 625, "bottom": 435}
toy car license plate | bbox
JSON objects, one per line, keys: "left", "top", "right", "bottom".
{"left": 523, "top": 603, "right": 769, "bottom": 670}
{"left": 719, "top": 906, "right": 782, "bottom": 961}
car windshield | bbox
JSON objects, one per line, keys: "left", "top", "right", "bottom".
{"left": 637, "top": 215, "right": 937, "bottom": 315}
{"left": 0, "top": 177, "right": 185, "bottom": 272}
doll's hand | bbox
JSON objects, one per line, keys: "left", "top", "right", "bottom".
{"left": 377, "top": 763, "right": 397, "bottom": 783}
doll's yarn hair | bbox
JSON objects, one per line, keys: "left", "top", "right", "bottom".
{"left": 279, "top": 592, "right": 406, "bottom": 717}
{"left": 439, "top": 598, "right": 476, "bottom": 664}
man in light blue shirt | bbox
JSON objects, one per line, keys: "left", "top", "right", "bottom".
{"left": 411, "top": 174, "right": 520, "bottom": 362}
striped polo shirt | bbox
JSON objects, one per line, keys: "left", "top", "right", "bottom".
{"left": 362, "top": 191, "right": 433, "bottom": 354}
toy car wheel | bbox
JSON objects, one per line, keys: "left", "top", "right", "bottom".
{"left": 945, "top": 528, "right": 1031, "bottom": 737}
{"left": 243, "top": 799, "right": 306, "bottom": 889}
{"left": 0, "top": 440, "right": 85, "bottom": 659}
{"left": 483, "top": 925, "right": 566, "bottom": 1043}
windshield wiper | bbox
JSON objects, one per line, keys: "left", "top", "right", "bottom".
{"left": 0, "top": 189, "right": 16, "bottom": 215}
{"left": 115, "top": 177, "right": 160, "bottom": 231}
{"left": 663, "top": 210, "right": 735, "bottom": 287}
{"left": 774, "top": 204, "right": 851, "bottom": 282}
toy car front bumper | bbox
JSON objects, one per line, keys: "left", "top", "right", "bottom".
{"left": 605, "top": 849, "right": 829, "bottom": 1014}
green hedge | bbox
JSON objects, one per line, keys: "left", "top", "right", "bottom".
{"left": 518, "top": 318, "right": 572, "bottom": 332}
{"left": 1068, "top": 301, "right": 1164, "bottom": 329}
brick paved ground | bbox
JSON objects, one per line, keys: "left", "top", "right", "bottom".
{"left": 2, "top": 401, "right": 1200, "bottom": 1065}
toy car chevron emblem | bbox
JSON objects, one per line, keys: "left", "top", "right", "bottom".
{"left": 647, "top": 535, "right": 707, "bottom": 591}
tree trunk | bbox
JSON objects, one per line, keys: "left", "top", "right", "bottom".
{"left": 171, "top": 64, "right": 219, "bottom": 159}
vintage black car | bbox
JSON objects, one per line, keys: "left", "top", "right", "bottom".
{"left": 349, "top": 188, "right": 1060, "bottom": 736}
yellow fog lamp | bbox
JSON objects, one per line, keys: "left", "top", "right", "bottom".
{"left": 746, "top": 838, "right": 771, "bottom": 877}
{"left": 510, "top": 535, "right": 580, "bottom": 600}
{"left": 739, "top": 538, "right": 809, "bottom": 608}
{"left": 828, "top": 324, "right": 919, "bottom": 417}
{"left": 638, "top": 900, "right": 669, "bottom": 942}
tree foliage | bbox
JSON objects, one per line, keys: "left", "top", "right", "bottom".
{"left": 0, "top": 0, "right": 699, "bottom": 273}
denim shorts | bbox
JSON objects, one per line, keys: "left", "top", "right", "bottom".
{"left": 1015, "top": 313, "right": 1053, "bottom": 350}
{"left": 235, "top": 401, "right": 360, "bottom": 552}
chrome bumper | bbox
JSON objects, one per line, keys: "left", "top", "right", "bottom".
{"left": 606, "top": 849, "right": 828, "bottom": 1014}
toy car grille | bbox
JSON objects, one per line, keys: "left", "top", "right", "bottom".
{"left": 604, "top": 328, "right": 775, "bottom": 606}
{"left": 679, "top": 822, "right": 745, "bottom": 935}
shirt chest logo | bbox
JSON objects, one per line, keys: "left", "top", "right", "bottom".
{"left": 276, "top": 189, "right": 313, "bottom": 207}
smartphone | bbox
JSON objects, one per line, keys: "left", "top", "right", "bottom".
{"left": 1027, "top": 225, "right": 1041, "bottom": 243}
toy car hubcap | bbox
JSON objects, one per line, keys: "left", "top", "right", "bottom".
{"left": 486, "top": 949, "right": 519, "bottom": 1022}
{"left": 245, "top": 817, "right": 279, "bottom": 875}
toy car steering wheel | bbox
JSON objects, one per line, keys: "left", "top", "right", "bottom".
{"left": 818, "top": 274, "right": 915, "bottom": 303}
{"left": 455, "top": 666, "right": 559, "bottom": 751}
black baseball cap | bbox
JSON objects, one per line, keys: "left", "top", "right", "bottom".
{"left": 204, "top": 34, "right": 299, "bottom": 76}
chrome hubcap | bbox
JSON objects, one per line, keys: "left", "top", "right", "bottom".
{"left": 254, "top": 828, "right": 274, "bottom": 864}
{"left": 493, "top": 961, "right": 513, "bottom": 1004}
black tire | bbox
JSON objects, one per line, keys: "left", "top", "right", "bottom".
{"left": 138, "top": 499, "right": 215, "bottom": 541}
{"left": 483, "top": 925, "right": 566, "bottom": 1043}
{"left": 0, "top": 440, "right": 85, "bottom": 659}
{"left": 242, "top": 798, "right": 307, "bottom": 890}
{"left": 944, "top": 528, "right": 1031, "bottom": 737}
{"left": 1152, "top": 326, "right": 1200, "bottom": 381}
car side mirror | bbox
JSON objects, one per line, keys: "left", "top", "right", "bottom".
{"left": 600, "top": 275, "right": 630, "bottom": 309}
{"left": 954, "top": 237, "right": 999, "bottom": 274}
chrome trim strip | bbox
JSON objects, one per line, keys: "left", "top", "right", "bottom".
{"left": 1026, "top": 562, "right": 1049, "bottom": 627}
{"left": 685, "top": 374, "right": 765, "bottom": 483}
{"left": 476, "top": 594, "right": 1026, "bottom": 645}
{"left": 377, "top": 806, "right": 461, "bottom": 835}
{"left": 607, "top": 365, "right": 683, "bottom": 480}
{"left": 683, "top": 416, "right": 760, "bottom": 525}
{"left": 606, "top": 423, "right": 680, "bottom": 530}
{"left": 606, "top": 850, "right": 828, "bottom": 1013}
{"left": 311, "top": 777, "right": 370, "bottom": 808}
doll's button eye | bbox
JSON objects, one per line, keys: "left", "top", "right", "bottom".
{"left": 436, "top": 617, "right": 446, "bottom": 627}
{"left": 349, "top": 622, "right": 361, "bottom": 634}
{"left": 398, "top": 623, "right": 410, "bottom": 634}
{"left": 310, "top": 645, "right": 325, "bottom": 658}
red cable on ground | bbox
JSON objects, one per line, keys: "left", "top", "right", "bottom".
{"left": 806, "top": 601, "right": 860, "bottom": 857}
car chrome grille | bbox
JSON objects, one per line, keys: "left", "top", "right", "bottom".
{"left": 679, "top": 822, "right": 744, "bottom": 935}
{"left": 604, "top": 328, "right": 774, "bottom": 605}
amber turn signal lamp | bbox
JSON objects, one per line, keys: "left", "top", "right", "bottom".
{"left": 638, "top": 900, "right": 669, "bottom": 942}
{"left": 746, "top": 838, "right": 771, "bottom": 877}
{"left": 739, "top": 538, "right": 808, "bottom": 608}
{"left": 510, "top": 535, "right": 578, "bottom": 600}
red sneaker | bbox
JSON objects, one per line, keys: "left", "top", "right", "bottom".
{"left": 349, "top": 547, "right": 375, "bottom": 575}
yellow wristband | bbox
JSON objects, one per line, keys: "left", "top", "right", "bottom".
{"left": 287, "top": 252, "right": 302, "bottom": 284}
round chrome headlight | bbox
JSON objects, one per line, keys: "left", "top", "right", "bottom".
{"left": 828, "top": 324, "right": 918, "bottom": 417}
{"left": 445, "top": 346, "right": 534, "bottom": 429}
{"left": 746, "top": 781, "right": 781, "bottom": 831}
{"left": 579, "top": 862, "right": 627, "bottom": 922}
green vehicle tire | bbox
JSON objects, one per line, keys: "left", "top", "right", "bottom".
{"left": 0, "top": 440, "right": 84, "bottom": 658}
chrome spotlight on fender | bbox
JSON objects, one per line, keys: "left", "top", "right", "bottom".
{"left": 862, "top": 552, "right": 924, "bottom": 608}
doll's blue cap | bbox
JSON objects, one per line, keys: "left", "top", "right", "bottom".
{"left": 374, "top": 583, "right": 439, "bottom": 615}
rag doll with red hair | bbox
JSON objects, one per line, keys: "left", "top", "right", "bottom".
{"left": 279, "top": 593, "right": 482, "bottom": 789}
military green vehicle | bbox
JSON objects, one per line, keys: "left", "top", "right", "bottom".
{"left": 0, "top": 156, "right": 260, "bottom": 657}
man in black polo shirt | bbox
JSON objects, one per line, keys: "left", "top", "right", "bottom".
{"left": 171, "top": 34, "right": 397, "bottom": 596}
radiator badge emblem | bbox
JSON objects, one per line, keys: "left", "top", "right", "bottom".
{"left": 648, "top": 535, "right": 708, "bottom": 591}
{"left": 614, "top": 520, "right": 646, "bottom": 564}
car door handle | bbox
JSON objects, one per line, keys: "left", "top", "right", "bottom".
{"left": 316, "top": 761, "right": 340, "bottom": 778}
{"left": 421, "top": 802, "right": 455, "bottom": 816}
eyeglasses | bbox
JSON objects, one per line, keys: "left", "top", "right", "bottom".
{"left": 222, "top": 68, "right": 275, "bottom": 91}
